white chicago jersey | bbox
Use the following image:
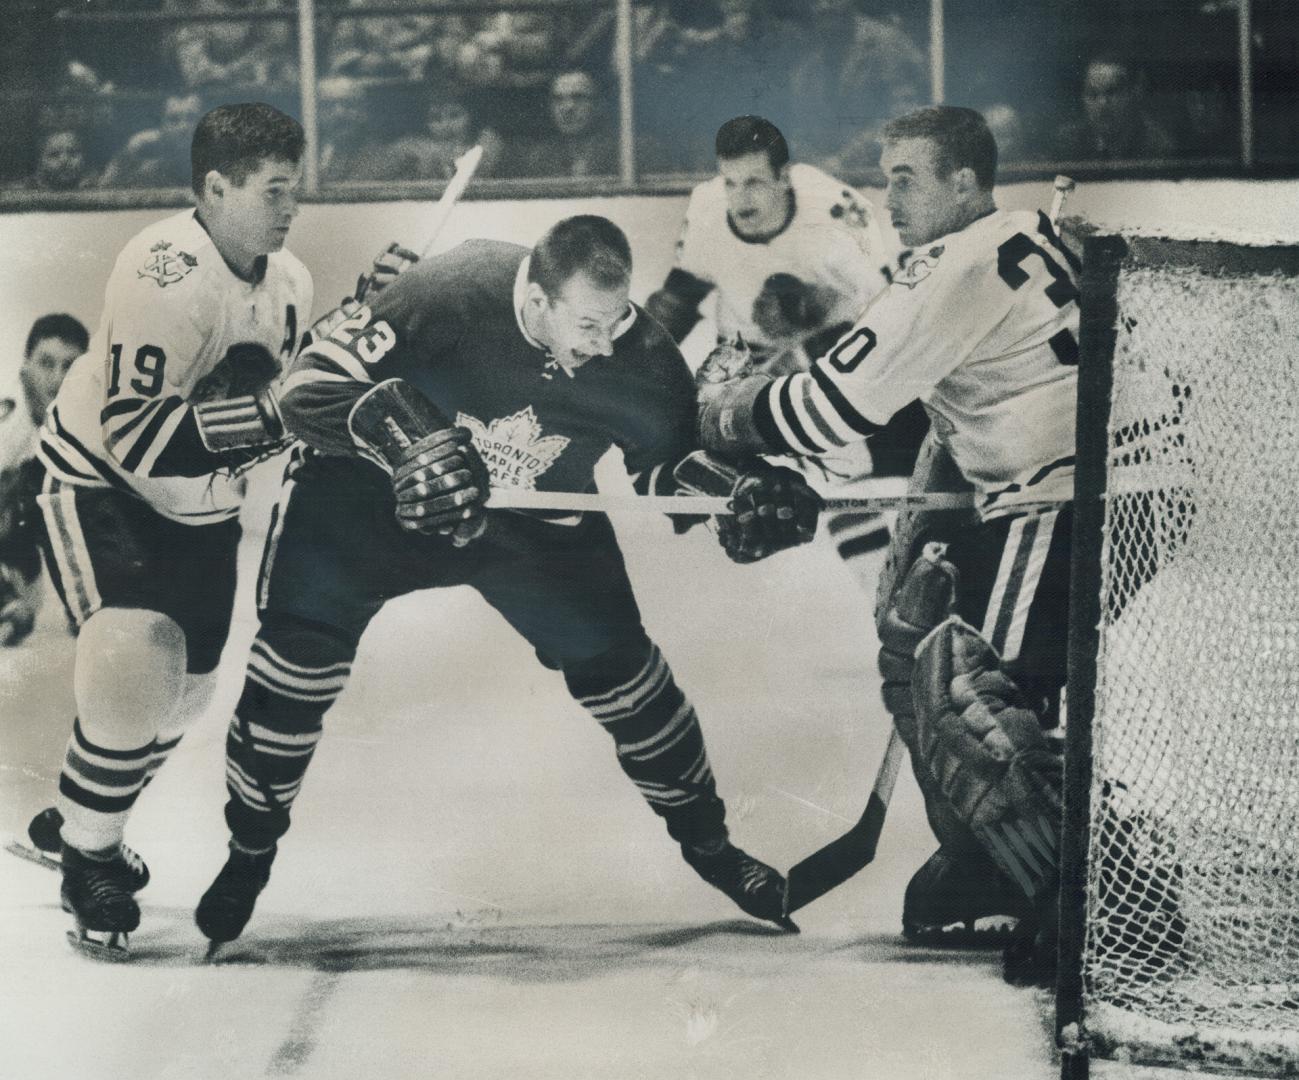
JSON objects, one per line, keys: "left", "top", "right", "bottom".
{"left": 675, "top": 163, "right": 887, "bottom": 359}
{"left": 39, "top": 210, "right": 313, "bottom": 523}
{"left": 750, "top": 209, "right": 1079, "bottom": 520}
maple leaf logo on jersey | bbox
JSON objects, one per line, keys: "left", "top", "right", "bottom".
{"left": 138, "top": 240, "right": 196, "bottom": 288}
{"left": 456, "top": 407, "right": 570, "bottom": 490}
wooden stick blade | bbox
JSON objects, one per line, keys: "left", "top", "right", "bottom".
{"left": 785, "top": 728, "right": 907, "bottom": 915}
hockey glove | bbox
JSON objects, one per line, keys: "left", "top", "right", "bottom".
{"left": 355, "top": 242, "right": 420, "bottom": 302}
{"left": 349, "top": 379, "right": 491, "bottom": 545}
{"left": 190, "top": 343, "right": 289, "bottom": 469}
{"left": 751, "top": 273, "right": 829, "bottom": 340}
{"left": 674, "top": 450, "right": 821, "bottom": 563}
{"left": 695, "top": 336, "right": 755, "bottom": 387}
{"left": 722, "top": 463, "right": 822, "bottom": 563}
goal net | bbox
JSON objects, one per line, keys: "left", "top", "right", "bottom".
{"left": 1058, "top": 229, "right": 1299, "bottom": 1077}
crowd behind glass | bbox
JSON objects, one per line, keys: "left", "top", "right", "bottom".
{"left": 1, "top": 0, "right": 1295, "bottom": 196}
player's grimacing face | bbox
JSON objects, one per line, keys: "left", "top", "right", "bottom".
{"left": 219, "top": 157, "right": 303, "bottom": 256}
{"left": 719, "top": 152, "right": 790, "bottom": 238}
{"left": 881, "top": 137, "right": 964, "bottom": 248}
{"left": 543, "top": 272, "right": 631, "bottom": 368}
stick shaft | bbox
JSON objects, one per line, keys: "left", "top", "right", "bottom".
{"left": 484, "top": 487, "right": 980, "bottom": 515}
{"left": 417, "top": 145, "right": 484, "bottom": 257}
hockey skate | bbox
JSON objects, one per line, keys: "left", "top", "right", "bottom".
{"left": 902, "top": 846, "right": 1031, "bottom": 947}
{"left": 682, "top": 840, "right": 799, "bottom": 933}
{"left": 6, "top": 807, "right": 150, "bottom": 892}
{"left": 61, "top": 844, "right": 142, "bottom": 961}
{"left": 195, "top": 844, "right": 276, "bottom": 955}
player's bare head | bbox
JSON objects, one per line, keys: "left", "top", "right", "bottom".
{"left": 881, "top": 106, "right": 997, "bottom": 246}
{"left": 21, "top": 313, "right": 87, "bottom": 423}
{"left": 716, "top": 116, "right": 793, "bottom": 239}
{"left": 192, "top": 103, "right": 304, "bottom": 269}
{"left": 526, "top": 216, "right": 633, "bottom": 369}
{"left": 190, "top": 102, "right": 304, "bottom": 197}
{"left": 716, "top": 115, "right": 789, "bottom": 176}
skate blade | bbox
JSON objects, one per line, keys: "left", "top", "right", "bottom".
{"left": 4, "top": 837, "right": 60, "bottom": 872}
{"left": 903, "top": 914, "right": 1020, "bottom": 948}
{"left": 66, "top": 927, "right": 131, "bottom": 961}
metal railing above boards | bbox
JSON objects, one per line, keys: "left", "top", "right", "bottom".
{"left": 0, "top": 0, "right": 1293, "bottom": 211}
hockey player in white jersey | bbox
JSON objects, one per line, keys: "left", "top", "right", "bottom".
{"left": 646, "top": 115, "right": 928, "bottom": 578}
{"left": 696, "top": 106, "right": 1076, "bottom": 980}
{"left": 0, "top": 314, "right": 87, "bottom": 645}
{"left": 24, "top": 103, "right": 312, "bottom": 957}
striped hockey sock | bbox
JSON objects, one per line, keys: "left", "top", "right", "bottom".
{"left": 222, "top": 633, "right": 350, "bottom": 852}
{"left": 56, "top": 718, "right": 151, "bottom": 853}
{"left": 569, "top": 643, "right": 727, "bottom": 848}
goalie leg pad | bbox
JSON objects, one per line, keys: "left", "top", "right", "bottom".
{"left": 874, "top": 430, "right": 976, "bottom": 632}
{"left": 911, "top": 617, "right": 1063, "bottom": 903}
{"left": 878, "top": 542, "right": 985, "bottom": 852}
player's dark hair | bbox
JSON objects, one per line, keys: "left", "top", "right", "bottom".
{"left": 715, "top": 115, "right": 790, "bottom": 174}
{"left": 529, "top": 215, "right": 632, "bottom": 297}
{"left": 25, "top": 313, "right": 89, "bottom": 357}
{"left": 882, "top": 105, "right": 998, "bottom": 190}
{"left": 191, "top": 103, "right": 304, "bottom": 196}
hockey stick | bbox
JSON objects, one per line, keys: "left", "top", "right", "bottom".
{"left": 781, "top": 174, "right": 1079, "bottom": 916}
{"left": 415, "top": 144, "right": 484, "bottom": 258}
{"left": 485, "top": 487, "right": 981, "bottom": 516}
{"left": 785, "top": 727, "right": 907, "bottom": 914}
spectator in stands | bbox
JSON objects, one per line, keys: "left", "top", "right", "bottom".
{"left": 165, "top": 0, "right": 296, "bottom": 92}
{"left": 1055, "top": 55, "right": 1177, "bottom": 161}
{"left": 448, "top": 12, "right": 558, "bottom": 93}
{"left": 100, "top": 93, "right": 202, "bottom": 189}
{"left": 12, "top": 129, "right": 95, "bottom": 192}
{"left": 325, "top": 0, "right": 449, "bottom": 83}
{"left": 317, "top": 78, "right": 393, "bottom": 183}
{"left": 635, "top": 0, "right": 785, "bottom": 172}
{"left": 373, "top": 82, "right": 504, "bottom": 182}
{"left": 506, "top": 70, "right": 617, "bottom": 180}
{"left": 983, "top": 102, "right": 1030, "bottom": 165}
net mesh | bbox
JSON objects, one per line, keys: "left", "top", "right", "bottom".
{"left": 1082, "top": 240, "right": 1299, "bottom": 1072}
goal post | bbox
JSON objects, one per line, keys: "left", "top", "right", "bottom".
{"left": 1057, "top": 228, "right": 1299, "bottom": 1078}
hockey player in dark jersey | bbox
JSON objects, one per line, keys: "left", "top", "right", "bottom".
{"left": 195, "top": 215, "right": 822, "bottom": 947}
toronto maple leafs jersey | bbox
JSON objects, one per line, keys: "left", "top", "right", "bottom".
{"left": 672, "top": 163, "right": 887, "bottom": 361}
{"left": 749, "top": 208, "right": 1079, "bottom": 520}
{"left": 281, "top": 240, "right": 698, "bottom": 515}
{"left": 37, "top": 210, "right": 313, "bottom": 523}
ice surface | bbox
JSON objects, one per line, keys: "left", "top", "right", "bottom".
{"left": 0, "top": 462, "right": 1177, "bottom": 1080}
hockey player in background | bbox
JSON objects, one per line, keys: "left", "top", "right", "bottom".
{"left": 0, "top": 313, "right": 88, "bottom": 645}
{"left": 646, "top": 115, "right": 930, "bottom": 580}
{"left": 24, "top": 103, "right": 312, "bottom": 957}
{"left": 693, "top": 106, "right": 1076, "bottom": 982}
{"left": 193, "top": 215, "right": 821, "bottom": 950}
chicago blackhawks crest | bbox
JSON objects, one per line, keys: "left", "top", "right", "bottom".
{"left": 456, "top": 406, "right": 569, "bottom": 489}
{"left": 894, "top": 244, "right": 945, "bottom": 289}
{"left": 138, "top": 240, "right": 197, "bottom": 288}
